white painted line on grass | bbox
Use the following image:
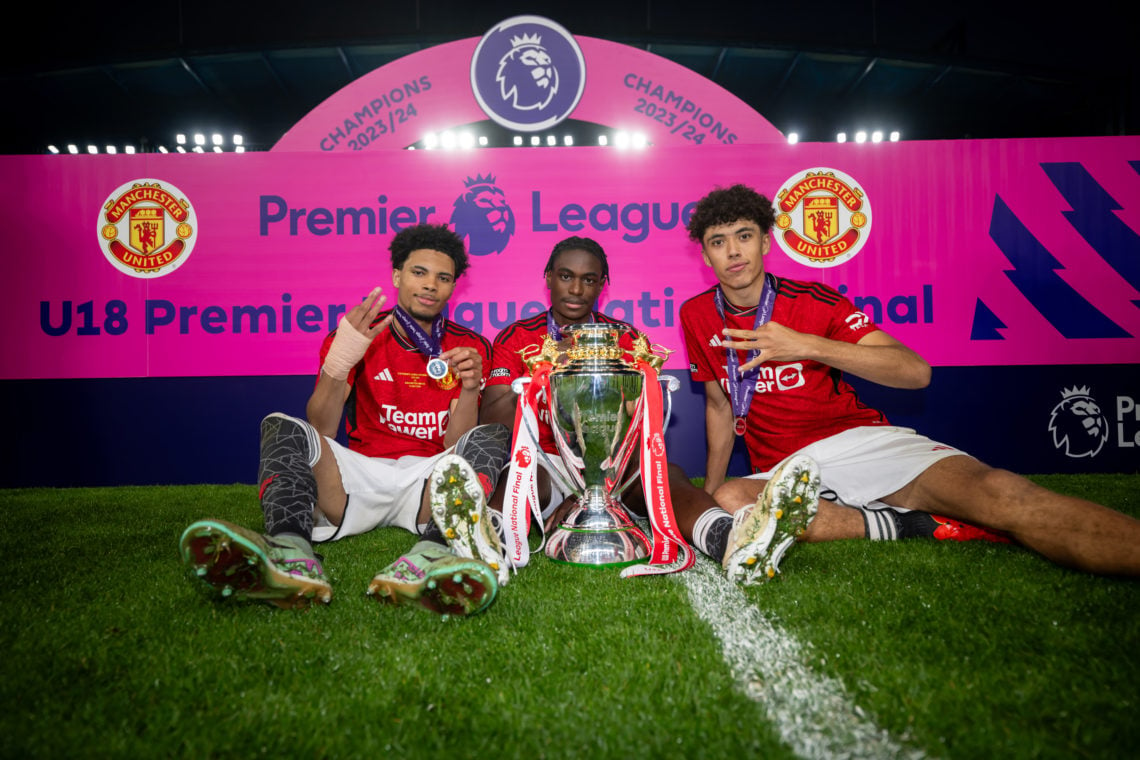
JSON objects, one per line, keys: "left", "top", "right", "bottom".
{"left": 679, "top": 556, "right": 926, "bottom": 760}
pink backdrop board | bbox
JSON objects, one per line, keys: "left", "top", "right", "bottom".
{"left": 3, "top": 137, "right": 1139, "bottom": 381}
{"left": 273, "top": 34, "right": 786, "bottom": 152}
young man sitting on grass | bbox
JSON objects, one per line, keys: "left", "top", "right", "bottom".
{"left": 180, "top": 224, "right": 510, "bottom": 617}
{"left": 675, "top": 183, "right": 1140, "bottom": 583}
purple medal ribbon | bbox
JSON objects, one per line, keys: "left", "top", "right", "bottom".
{"left": 714, "top": 274, "right": 777, "bottom": 436}
{"left": 546, "top": 309, "right": 593, "bottom": 342}
{"left": 392, "top": 306, "right": 447, "bottom": 377}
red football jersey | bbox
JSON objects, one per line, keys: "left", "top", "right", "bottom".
{"left": 681, "top": 277, "right": 888, "bottom": 472}
{"left": 319, "top": 311, "right": 492, "bottom": 459}
{"left": 488, "top": 310, "right": 637, "bottom": 455}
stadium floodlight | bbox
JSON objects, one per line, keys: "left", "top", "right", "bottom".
{"left": 194, "top": 133, "right": 206, "bottom": 146}
{"left": 440, "top": 131, "right": 457, "bottom": 149}
{"left": 67, "top": 144, "right": 79, "bottom": 154}
{"left": 47, "top": 145, "right": 59, "bottom": 154}
{"left": 176, "top": 134, "right": 186, "bottom": 145}
{"left": 837, "top": 132, "right": 847, "bottom": 143}
{"left": 871, "top": 130, "right": 883, "bottom": 143}
{"left": 233, "top": 134, "right": 243, "bottom": 146}
{"left": 193, "top": 146, "right": 205, "bottom": 153}
{"left": 422, "top": 132, "right": 439, "bottom": 150}
{"left": 564, "top": 135, "right": 573, "bottom": 146}
{"left": 176, "top": 146, "right": 186, "bottom": 153}
{"left": 213, "top": 146, "right": 223, "bottom": 153}
{"left": 890, "top": 130, "right": 901, "bottom": 142}
{"left": 124, "top": 146, "right": 135, "bottom": 154}
{"left": 546, "top": 135, "right": 556, "bottom": 146}
{"left": 157, "top": 146, "right": 169, "bottom": 153}
{"left": 614, "top": 130, "right": 631, "bottom": 149}
{"left": 106, "top": 145, "right": 117, "bottom": 154}
{"left": 530, "top": 135, "right": 540, "bottom": 146}
{"left": 211, "top": 133, "right": 223, "bottom": 146}
{"left": 87, "top": 145, "right": 98, "bottom": 154}
{"left": 787, "top": 132, "right": 799, "bottom": 144}
{"left": 513, "top": 135, "right": 523, "bottom": 146}
{"left": 632, "top": 132, "right": 648, "bottom": 149}
{"left": 235, "top": 146, "right": 245, "bottom": 153}
{"left": 478, "top": 135, "right": 488, "bottom": 146}
{"left": 855, "top": 131, "right": 867, "bottom": 143}
{"left": 459, "top": 131, "right": 475, "bottom": 149}
{"left": 598, "top": 135, "right": 609, "bottom": 146}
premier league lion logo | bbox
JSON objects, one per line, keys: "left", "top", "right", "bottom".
{"left": 470, "top": 16, "right": 585, "bottom": 131}
{"left": 1048, "top": 386, "right": 1108, "bottom": 458}
{"left": 497, "top": 33, "right": 558, "bottom": 111}
{"left": 450, "top": 174, "right": 515, "bottom": 256}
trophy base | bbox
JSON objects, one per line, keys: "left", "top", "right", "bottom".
{"left": 544, "top": 502, "right": 651, "bottom": 567}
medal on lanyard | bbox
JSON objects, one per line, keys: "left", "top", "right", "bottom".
{"left": 392, "top": 307, "right": 453, "bottom": 386}
{"left": 715, "top": 274, "right": 777, "bottom": 436}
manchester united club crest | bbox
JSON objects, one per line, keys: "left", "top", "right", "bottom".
{"left": 773, "top": 168, "right": 871, "bottom": 268}
{"left": 97, "top": 179, "right": 197, "bottom": 278}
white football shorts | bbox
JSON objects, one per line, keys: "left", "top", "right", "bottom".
{"left": 312, "top": 439, "right": 446, "bottom": 543}
{"left": 749, "top": 426, "right": 969, "bottom": 508}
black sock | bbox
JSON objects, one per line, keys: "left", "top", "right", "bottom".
{"left": 258, "top": 413, "right": 320, "bottom": 541}
{"left": 453, "top": 423, "right": 511, "bottom": 498}
{"left": 897, "top": 511, "right": 940, "bottom": 539}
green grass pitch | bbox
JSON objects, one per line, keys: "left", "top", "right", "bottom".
{"left": 2, "top": 474, "right": 1137, "bottom": 758}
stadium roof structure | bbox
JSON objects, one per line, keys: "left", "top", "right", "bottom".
{"left": 6, "top": 0, "right": 1135, "bottom": 154}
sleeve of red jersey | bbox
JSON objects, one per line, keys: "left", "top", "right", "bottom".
{"left": 825, "top": 289, "right": 881, "bottom": 344}
{"left": 478, "top": 337, "right": 493, "bottom": 386}
{"left": 487, "top": 329, "right": 524, "bottom": 387}
{"left": 679, "top": 299, "right": 717, "bottom": 382}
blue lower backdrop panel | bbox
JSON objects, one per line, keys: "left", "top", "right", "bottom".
{"left": 3, "top": 364, "right": 1137, "bottom": 488}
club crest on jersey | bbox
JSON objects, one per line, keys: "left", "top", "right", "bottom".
{"left": 434, "top": 367, "right": 459, "bottom": 390}
{"left": 773, "top": 168, "right": 871, "bottom": 268}
{"left": 97, "top": 179, "right": 196, "bottom": 278}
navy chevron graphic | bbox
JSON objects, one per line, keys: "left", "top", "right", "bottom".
{"left": 1042, "top": 162, "right": 1140, "bottom": 303}
{"left": 988, "top": 195, "right": 1129, "bottom": 338}
{"left": 970, "top": 298, "right": 1006, "bottom": 340}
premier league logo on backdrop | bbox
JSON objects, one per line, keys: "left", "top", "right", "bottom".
{"left": 450, "top": 174, "right": 515, "bottom": 256}
{"left": 1048, "top": 386, "right": 1109, "bottom": 458}
{"left": 471, "top": 16, "right": 585, "bottom": 131}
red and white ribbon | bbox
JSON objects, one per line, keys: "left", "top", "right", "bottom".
{"left": 621, "top": 361, "right": 694, "bottom": 578}
{"left": 501, "top": 363, "right": 552, "bottom": 568}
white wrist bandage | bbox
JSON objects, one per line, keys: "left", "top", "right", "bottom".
{"left": 321, "top": 317, "right": 374, "bottom": 381}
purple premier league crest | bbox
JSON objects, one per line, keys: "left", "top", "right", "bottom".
{"left": 470, "top": 15, "right": 586, "bottom": 132}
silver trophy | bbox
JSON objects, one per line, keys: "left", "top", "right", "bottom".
{"left": 519, "top": 323, "right": 673, "bottom": 567}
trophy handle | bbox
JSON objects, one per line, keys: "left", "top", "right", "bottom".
{"left": 510, "top": 377, "right": 584, "bottom": 500}
{"left": 613, "top": 374, "right": 680, "bottom": 498}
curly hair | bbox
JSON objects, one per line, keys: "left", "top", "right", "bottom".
{"left": 543, "top": 236, "right": 610, "bottom": 283}
{"left": 686, "top": 184, "right": 777, "bottom": 242}
{"left": 389, "top": 224, "right": 469, "bottom": 278}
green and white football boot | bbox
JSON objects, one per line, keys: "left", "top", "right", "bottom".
{"left": 180, "top": 519, "right": 331, "bottom": 609}
{"left": 367, "top": 544, "right": 498, "bottom": 618}
{"left": 429, "top": 453, "right": 510, "bottom": 586}
{"left": 723, "top": 454, "right": 820, "bottom": 586}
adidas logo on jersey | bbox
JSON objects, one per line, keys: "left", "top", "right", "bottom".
{"left": 373, "top": 368, "right": 394, "bottom": 382}
{"left": 707, "top": 334, "right": 724, "bottom": 348}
